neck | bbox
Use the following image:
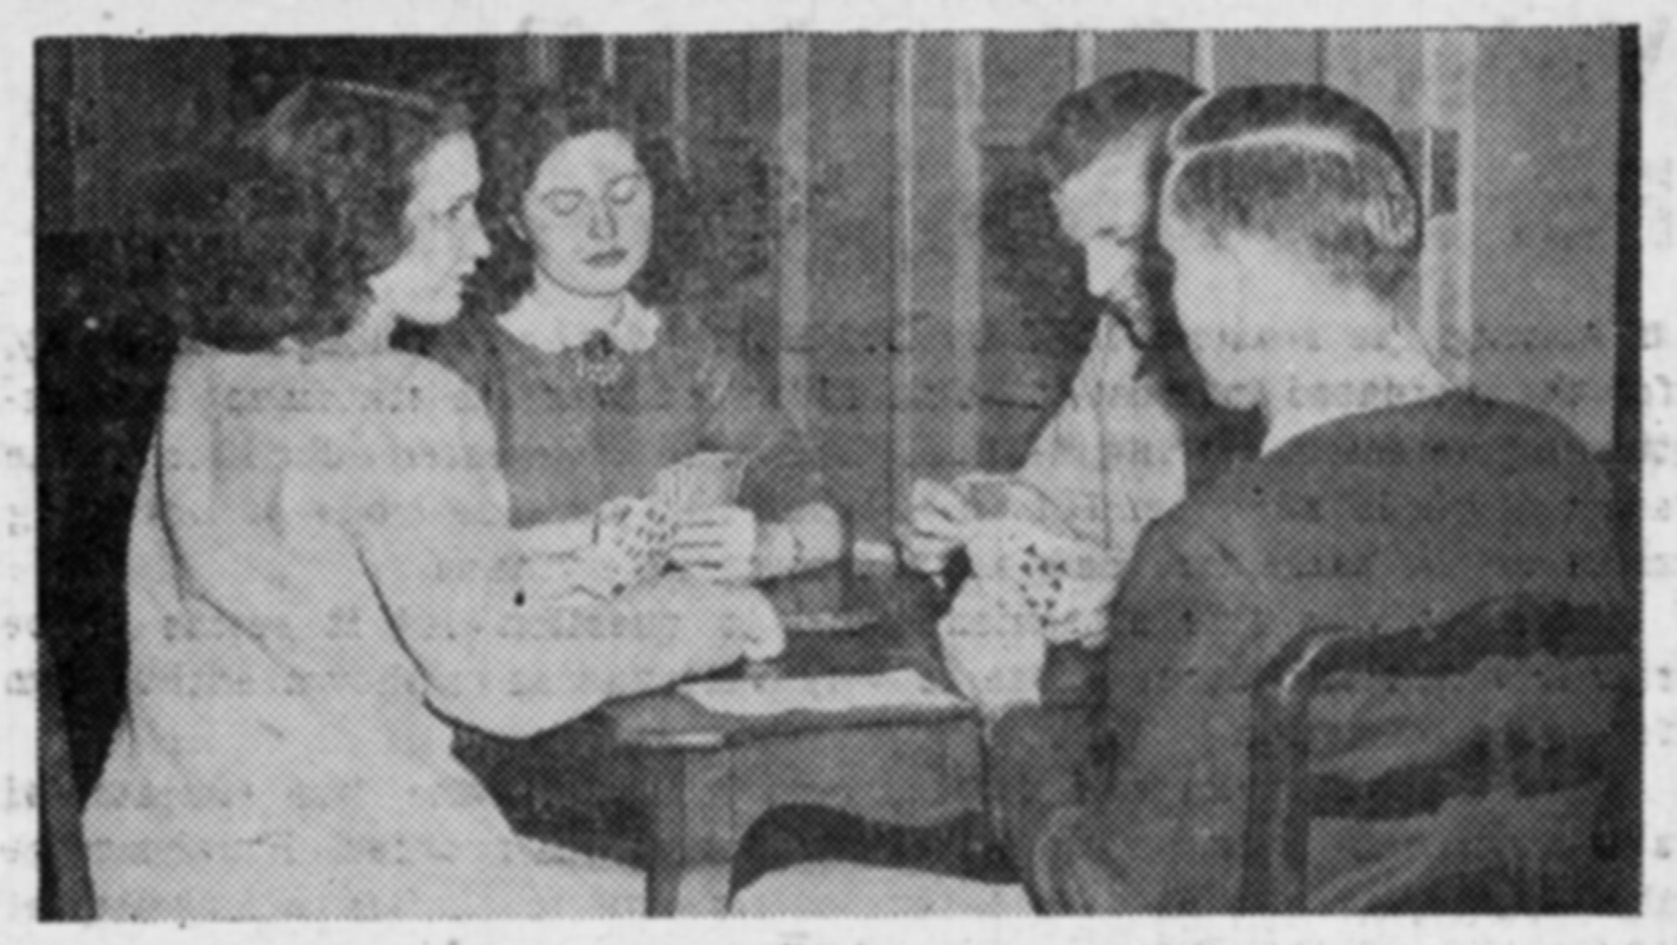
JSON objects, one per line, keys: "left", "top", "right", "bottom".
{"left": 529, "top": 269, "right": 626, "bottom": 335}
{"left": 291, "top": 303, "right": 393, "bottom": 357}
{"left": 1255, "top": 291, "right": 1448, "bottom": 454}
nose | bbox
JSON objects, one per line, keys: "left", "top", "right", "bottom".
{"left": 589, "top": 200, "right": 618, "bottom": 242}
{"left": 462, "top": 209, "right": 490, "bottom": 263}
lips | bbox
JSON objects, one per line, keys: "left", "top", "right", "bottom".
{"left": 585, "top": 248, "right": 629, "bottom": 267}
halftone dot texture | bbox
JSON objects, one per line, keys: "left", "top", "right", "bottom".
{"left": 41, "top": 30, "right": 1634, "bottom": 918}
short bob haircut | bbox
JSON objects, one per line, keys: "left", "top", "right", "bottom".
{"left": 158, "top": 81, "right": 470, "bottom": 350}
{"left": 469, "top": 83, "right": 696, "bottom": 316}
{"left": 1030, "top": 69, "right": 1203, "bottom": 190}
{"left": 1164, "top": 84, "right": 1422, "bottom": 303}
{"left": 1013, "top": 70, "right": 1249, "bottom": 442}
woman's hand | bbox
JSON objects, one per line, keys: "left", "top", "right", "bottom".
{"left": 900, "top": 478, "right": 976, "bottom": 574}
{"left": 751, "top": 503, "right": 845, "bottom": 579}
{"left": 670, "top": 505, "right": 759, "bottom": 582}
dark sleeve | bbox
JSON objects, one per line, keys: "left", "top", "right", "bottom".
{"left": 1021, "top": 508, "right": 1272, "bottom": 913}
{"left": 988, "top": 700, "right": 1092, "bottom": 889}
{"left": 986, "top": 638, "right": 1106, "bottom": 863}
{"left": 688, "top": 318, "right": 831, "bottom": 520}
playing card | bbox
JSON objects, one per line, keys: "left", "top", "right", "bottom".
{"left": 1011, "top": 536, "right": 1073, "bottom": 629}
{"left": 654, "top": 452, "right": 747, "bottom": 515}
{"left": 593, "top": 497, "right": 676, "bottom": 587}
{"left": 950, "top": 473, "right": 1012, "bottom": 519}
{"left": 967, "top": 517, "right": 1114, "bottom": 634}
{"left": 950, "top": 473, "right": 1077, "bottom": 539}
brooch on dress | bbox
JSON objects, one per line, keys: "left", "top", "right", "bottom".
{"left": 577, "top": 329, "right": 627, "bottom": 387}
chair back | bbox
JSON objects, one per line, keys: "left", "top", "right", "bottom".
{"left": 1238, "top": 595, "right": 1639, "bottom": 912}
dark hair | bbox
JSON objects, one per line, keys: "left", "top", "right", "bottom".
{"left": 469, "top": 83, "right": 695, "bottom": 315}
{"left": 1165, "top": 84, "right": 1422, "bottom": 302}
{"left": 1030, "top": 70, "right": 1204, "bottom": 187}
{"left": 988, "top": 70, "right": 1220, "bottom": 427}
{"left": 156, "top": 81, "right": 470, "bottom": 350}
{"left": 989, "top": 71, "right": 1206, "bottom": 347}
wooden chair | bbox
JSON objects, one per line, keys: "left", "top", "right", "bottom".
{"left": 39, "top": 656, "right": 97, "bottom": 919}
{"left": 1238, "top": 595, "right": 1639, "bottom": 913}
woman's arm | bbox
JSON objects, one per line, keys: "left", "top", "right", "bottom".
{"left": 350, "top": 359, "right": 755, "bottom": 737}
{"left": 515, "top": 514, "right": 594, "bottom": 558}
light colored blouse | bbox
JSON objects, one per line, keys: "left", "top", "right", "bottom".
{"left": 936, "top": 317, "right": 1197, "bottom": 714}
{"left": 1015, "top": 316, "right": 1187, "bottom": 564}
{"left": 83, "top": 343, "right": 770, "bottom": 918}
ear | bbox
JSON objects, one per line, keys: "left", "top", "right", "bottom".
{"left": 1362, "top": 191, "right": 1417, "bottom": 249}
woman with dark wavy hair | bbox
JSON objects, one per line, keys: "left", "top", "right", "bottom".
{"left": 84, "top": 80, "right": 776, "bottom": 919}
{"left": 423, "top": 84, "right": 844, "bottom": 597}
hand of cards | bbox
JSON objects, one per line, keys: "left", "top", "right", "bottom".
{"left": 653, "top": 451, "right": 748, "bottom": 515}
{"left": 591, "top": 452, "right": 748, "bottom": 593}
{"left": 942, "top": 474, "right": 1117, "bottom": 644}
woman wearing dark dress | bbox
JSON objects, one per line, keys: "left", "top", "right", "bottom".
{"left": 423, "top": 85, "right": 844, "bottom": 591}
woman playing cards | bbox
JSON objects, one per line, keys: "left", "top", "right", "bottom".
{"left": 422, "top": 84, "right": 844, "bottom": 593}
{"left": 84, "top": 81, "right": 777, "bottom": 918}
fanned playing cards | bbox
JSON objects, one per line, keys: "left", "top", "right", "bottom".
{"left": 593, "top": 496, "right": 678, "bottom": 587}
{"left": 653, "top": 451, "right": 748, "bottom": 516}
{"left": 946, "top": 473, "right": 1115, "bottom": 634}
{"left": 593, "top": 452, "right": 748, "bottom": 591}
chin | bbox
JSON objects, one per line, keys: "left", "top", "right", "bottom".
{"left": 554, "top": 269, "right": 635, "bottom": 297}
{"left": 401, "top": 297, "right": 463, "bottom": 327}
{"left": 1207, "top": 374, "right": 1260, "bottom": 411}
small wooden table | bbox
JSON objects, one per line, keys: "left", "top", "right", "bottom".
{"left": 600, "top": 685, "right": 986, "bottom": 915}
{"left": 456, "top": 578, "right": 991, "bottom": 916}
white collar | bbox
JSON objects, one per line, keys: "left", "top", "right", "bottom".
{"left": 498, "top": 283, "right": 661, "bottom": 355}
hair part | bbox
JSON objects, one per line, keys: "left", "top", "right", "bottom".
{"left": 1164, "top": 84, "right": 1421, "bottom": 303}
{"left": 159, "top": 80, "right": 469, "bottom": 350}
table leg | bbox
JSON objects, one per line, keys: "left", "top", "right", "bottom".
{"left": 645, "top": 751, "right": 688, "bottom": 916}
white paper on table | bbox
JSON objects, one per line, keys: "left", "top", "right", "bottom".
{"left": 678, "top": 669, "right": 968, "bottom": 717}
